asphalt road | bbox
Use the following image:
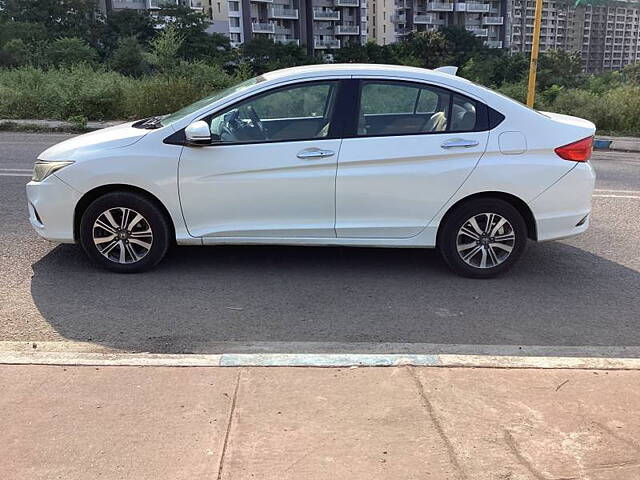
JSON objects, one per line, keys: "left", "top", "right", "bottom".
{"left": 1, "top": 132, "right": 639, "bottom": 356}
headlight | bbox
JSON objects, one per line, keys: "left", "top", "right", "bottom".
{"left": 32, "top": 160, "right": 74, "bottom": 182}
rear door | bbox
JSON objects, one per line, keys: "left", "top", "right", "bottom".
{"left": 336, "top": 79, "right": 489, "bottom": 238}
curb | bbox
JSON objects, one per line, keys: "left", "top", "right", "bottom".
{"left": 4, "top": 351, "right": 640, "bottom": 370}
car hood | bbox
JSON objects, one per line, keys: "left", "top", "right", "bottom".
{"left": 38, "top": 121, "right": 148, "bottom": 162}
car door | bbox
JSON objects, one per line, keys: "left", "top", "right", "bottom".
{"left": 178, "top": 80, "right": 343, "bottom": 239}
{"left": 336, "top": 79, "right": 489, "bottom": 238}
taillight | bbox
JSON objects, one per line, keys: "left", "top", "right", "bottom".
{"left": 554, "top": 136, "right": 593, "bottom": 162}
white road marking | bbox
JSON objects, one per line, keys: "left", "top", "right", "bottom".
{"left": 595, "top": 189, "right": 640, "bottom": 194}
{"left": 0, "top": 173, "right": 31, "bottom": 177}
{"left": 0, "top": 168, "right": 32, "bottom": 172}
{"left": 594, "top": 194, "right": 640, "bottom": 199}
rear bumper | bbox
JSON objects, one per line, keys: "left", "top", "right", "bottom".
{"left": 530, "top": 162, "right": 596, "bottom": 242}
{"left": 26, "top": 174, "right": 80, "bottom": 243}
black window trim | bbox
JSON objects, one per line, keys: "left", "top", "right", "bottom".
{"left": 343, "top": 78, "right": 493, "bottom": 140}
{"left": 164, "top": 78, "right": 348, "bottom": 147}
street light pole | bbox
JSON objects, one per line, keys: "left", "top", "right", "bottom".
{"left": 526, "top": 0, "right": 544, "bottom": 107}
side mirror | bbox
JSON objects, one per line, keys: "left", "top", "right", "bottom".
{"left": 185, "top": 120, "right": 211, "bottom": 146}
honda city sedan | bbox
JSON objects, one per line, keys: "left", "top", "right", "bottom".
{"left": 27, "top": 64, "right": 596, "bottom": 277}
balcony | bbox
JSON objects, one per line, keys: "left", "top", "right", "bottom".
{"left": 466, "top": 26, "right": 488, "bottom": 36}
{"left": 148, "top": 0, "right": 179, "bottom": 8}
{"left": 335, "top": 25, "right": 360, "bottom": 34}
{"left": 252, "top": 22, "right": 276, "bottom": 33}
{"left": 391, "top": 13, "right": 407, "bottom": 22}
{"left": 189, "top": 0, "right": 204, "bottom": 7}
{"left": 335, "top": 0, "right": 360, "bottom": 6}
{"left": 251, "top": 0, "right": 274, "bottom": 3}
{"left": 457, "top": 2, "right": 489, "bottom": 12}
{"left": 269, "top": 6, "right": 299, "bottom": 18}
{"left": 314, "top": 39, "right": 341, "bottom": 49}
{"left": 313, "top": 9, "right": 341, "bottom": 20}
{"left": 485, "top": 40, "right": 503, "bottom": 48}
{"left": 482, "top": 16, "right": 503, "bottom": 25}
{"left": 275, "top": 36, "right": 300, "bottom": 45}
{"left": 414, "top": 14, "right": 435, "bottom": 23}
{"left": 428, "top": 2, "right": 454, "bottom": 11}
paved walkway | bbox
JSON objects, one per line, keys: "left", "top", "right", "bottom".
{"left": 4, "top": 364, "right": 640, "bottom": 480}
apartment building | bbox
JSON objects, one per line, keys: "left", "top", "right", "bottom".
{"left": 508, "top": 1, "right": 640, "bottom": 72}
{"left": 581, "top": 4, "right": 640, "bottom": 72}
{"left": 367, "top": 0, "right": 506, "bottom": 48}
{"left": 227, "top": 0, "right": 368, "bottom": 53}
{"left": 100, "top": 0, "right": 367, "bottom": 53}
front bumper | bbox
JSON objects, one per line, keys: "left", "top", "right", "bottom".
{"left": 26, "top": 174, "right": 81, "bottom": 243}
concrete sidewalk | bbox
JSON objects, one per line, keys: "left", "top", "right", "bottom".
{"left": 3, "top": 365, "right": 640, "bottom": 480}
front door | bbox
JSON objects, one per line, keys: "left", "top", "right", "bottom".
{"left": 178, "top": 80, "right": 342, "bottom": 239}
{"left": 336, "top": 79, "right": 489, "bottom": 238}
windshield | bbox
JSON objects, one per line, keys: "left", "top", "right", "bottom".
{"left": 160, "top": 75, "right": 266, "bottom": 127}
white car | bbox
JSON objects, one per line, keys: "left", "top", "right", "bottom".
{"left": 27, "top": 64, "right": 596, "bottom": 278}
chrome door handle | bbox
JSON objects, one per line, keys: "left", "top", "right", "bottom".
{"left": 296, "top": 149, "right": 335, "bottom": 159}
{"left": 441, "top": 139, "right": 480, "bottom": 149}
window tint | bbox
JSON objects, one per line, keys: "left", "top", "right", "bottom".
{"left": 208, "top": 81, "right": 338, "bottom": 144}
{"left": 450, "top": 94, "right": 477, "bottom": 132}
{"left": 357, "top": 81, "right": 450, "bottom": 136}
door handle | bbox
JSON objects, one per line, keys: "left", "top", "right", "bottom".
{"left": 296, "top": 149, "right": 335, "bottom": 159}
{"left": 440, "top": 139, "right": 480, "bottom": 149}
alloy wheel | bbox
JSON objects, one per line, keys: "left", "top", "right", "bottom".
{"left": 92, "top": 207, "right": 153, "bottom": 264}
{"left": 456, "top": 212, "right": 516, "bottom": 269}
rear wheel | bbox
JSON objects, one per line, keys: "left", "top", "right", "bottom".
{"left": 438, "top": 199, "right": 527, "bottom": 278}
{"left": 80, "top": 192, "right": 170, "bottom": 273}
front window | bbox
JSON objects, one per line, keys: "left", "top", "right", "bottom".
{"left": 160, "top": 76, "right": 266, "bottom": 127}
{"left": 207, "top": 81, "right": 340, "bottom": 144}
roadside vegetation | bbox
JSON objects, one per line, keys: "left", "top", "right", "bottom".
{"left": 1, "top": 0, "right": 640, "bottom": 134}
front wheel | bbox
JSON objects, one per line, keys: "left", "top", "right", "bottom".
{"left": 79, "top": 192, "right": 170, "bottom": 273}
{"left": 438, "top": 199, "right": 528, "bottom": 278}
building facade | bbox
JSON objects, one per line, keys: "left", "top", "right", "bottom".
{"left": 227, "top": 0, "right": 368, "bottom": 53}
{"left": 99, "top": 0, "right": 367, "bottom": 53}
{"left": 507, "top": 1, "right": 640, "bottom": 73}
{"left": 367, "top": 0, "right": 506, "bottom": 48}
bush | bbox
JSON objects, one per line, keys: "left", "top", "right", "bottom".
{"left": 46, "top": 37, "right": 99, "bottom": 67}
{"left": 0, "top": 62, "right": 236, "bottom": 120}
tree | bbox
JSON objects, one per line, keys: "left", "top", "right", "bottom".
{"left": 537, "top": 49, "right": 583, "bottom": 89}
{"left": 239, "top": 38, "right": 316, "bottom": 75}
{"left": 109, "top": 37, "right": 149, "bottom": 77}
{"left": 0, "top": 20, "right": 48, "bottom": 48}
{"left": 156, "top": 5, "right": 232, "bottom": 62}
{"left": 0, "top": 0, "right": 102, "bottom": 46}
{"left": 101, "top": 10, "right": 156, "bottom": 54}
{"left": 147, "top": 25, "right": 184, "bottom": 75}
{"left": 395, "top": 31, "right": 449, "bottom": 69}
{"left": 46, "top": 37, "right": 99, "bottom": 67}
{"left": 461, "top": 51, "right": 528, "bottom": 87}
{"left": 439, "top": 26, "right": 486, "bottom": 67}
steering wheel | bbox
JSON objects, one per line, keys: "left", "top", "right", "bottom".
{"left": 246, "top": 105, "right": 267, "bottom": 140}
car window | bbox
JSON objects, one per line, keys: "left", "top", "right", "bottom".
{"left": 450, "top": 94, "right": 477, "bottom": 132}
{"left": 358, "top": 81, "right": 451, "bottom": 136}
{"left": 208, "top": 81, "right": 338, "bottom": 144}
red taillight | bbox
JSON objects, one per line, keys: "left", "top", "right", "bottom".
{"left": 554, "top": 136, "right": 593, "bottom": 162}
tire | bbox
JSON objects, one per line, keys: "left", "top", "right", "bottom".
{"left": 80, "top": 191, "right": 170, "bottom": 273}
{"left": 438, "top": 198, "right": 527, "bottom": 278}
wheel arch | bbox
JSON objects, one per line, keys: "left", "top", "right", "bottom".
{"left": 73, "top": 184, "right": 176, "bottom": 243}
{"left": 436, "top": 191, "right": 537, "bottom": 245}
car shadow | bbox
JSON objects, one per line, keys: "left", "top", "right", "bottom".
{"left": 30, "top": 241, "right": 640, "bottom": 355}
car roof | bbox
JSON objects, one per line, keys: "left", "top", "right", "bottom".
{"left": 260, "top": 63, "right": 492, "bottom": 101}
